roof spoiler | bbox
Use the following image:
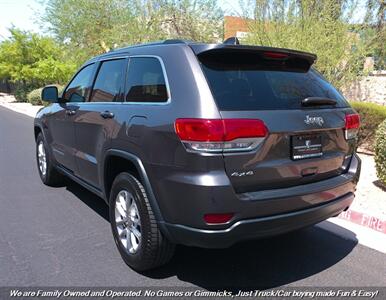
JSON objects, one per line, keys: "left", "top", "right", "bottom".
{"left": 223, "top": 37, "right": 240, "bottom": 45}
{"left": 190, "top": 42, "right": 317, "bottom": 72}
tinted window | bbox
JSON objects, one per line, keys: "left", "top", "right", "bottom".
{"left": 200, "top": 54, "right": 348, "bottom": 111}
{"left": 90, "top": 59, "right": 126, "bottom": 102}
{"left": 126, "top": 57, "right": 168, "bottom": 103}
{"left": 63, "top": 64, "right": 94, "bottom": 102}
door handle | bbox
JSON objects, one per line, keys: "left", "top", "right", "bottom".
{"left": 66, "top": 109, "right": 77, "bottom": 116}
{"left": 100, "top": 111, "right": 114, "bottom": 119}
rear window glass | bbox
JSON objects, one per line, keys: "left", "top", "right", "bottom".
{"left": 199, "top": 52, "right": 348, "bottom": 111}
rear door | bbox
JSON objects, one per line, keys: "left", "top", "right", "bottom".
{"left": 198, "top": 49, "right": 357, "bottom": 193}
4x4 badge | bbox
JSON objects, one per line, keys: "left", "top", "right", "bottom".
{"left": 304, "top": 115, "right": 324, "bottom": 126}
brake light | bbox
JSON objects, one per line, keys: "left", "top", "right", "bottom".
{"left": 204, "top": 213, "right": 234, "bottom": 224}
{"left": 263, "top": 52, "right": 288, "bottom": 59}
{"left": 175, "top": 118, "right": 268, "bottom": 153}
{"left": 345, "top": 114, "right": 360, "bottom": 140}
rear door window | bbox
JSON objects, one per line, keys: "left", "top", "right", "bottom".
{"left": 199, "top": 52, "right": 348, "bottom": 111}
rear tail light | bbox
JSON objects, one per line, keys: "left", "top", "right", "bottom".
{"left": 345, "top": 114, "right": 360, "bottom": 140}
{"left": 175, "top": 118, "right": 268, "bottom": 153}
{"left": 204, "top": 213, "right": 234, "bottom": 224}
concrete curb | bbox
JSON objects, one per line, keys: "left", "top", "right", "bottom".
{"left": 339, "top": 209, "right": 386, "bottom": 234}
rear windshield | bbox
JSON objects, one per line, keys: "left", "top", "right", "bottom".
{"left": 199, "top": 52, "right": 348, "bottom": 111}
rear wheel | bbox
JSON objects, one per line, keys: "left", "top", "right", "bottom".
{"left": 109, "top": 172, "right": 175, "bottom": 271}
{"left": 36, "top": 133, "right": 63, "bottom": 186}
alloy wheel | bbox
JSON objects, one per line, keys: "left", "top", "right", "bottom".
{"left": 115, "top": 190, "right": 142, "bottom": 254}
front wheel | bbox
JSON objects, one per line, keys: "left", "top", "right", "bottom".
{"left": 109, "top": 172, "right": 175, "bottom": 271}
{"left": 36, "top": 133, "right": 64, "bottom": 186}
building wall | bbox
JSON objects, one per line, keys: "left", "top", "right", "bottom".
{"left": 342, "top": 72, "right": 386, "bottom": 106}
{"left": 224, "top": 16, "right": 250, "bottom": 39}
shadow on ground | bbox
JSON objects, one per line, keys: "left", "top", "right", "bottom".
{"left": 62, "top": 179, "right": 358, "bottom": 290}
{"left": 64, "top": 178, "right": 110, "bottom": 222}
{"left": 373, "top": 180, "right": 386, "bottom": 191}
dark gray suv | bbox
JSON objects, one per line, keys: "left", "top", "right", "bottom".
{"left": 34, "top": 39, "right": 361, "bottom": 271}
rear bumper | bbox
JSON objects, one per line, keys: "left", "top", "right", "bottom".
{"left": 153, "top": 152, "right": 360, "bottom": 230}
{"left": 164, "top": 192, "right": 354, "bottom": 248}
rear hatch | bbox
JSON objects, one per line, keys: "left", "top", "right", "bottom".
{"left": 195, "top": 46, "right": 358, "bottom": 194}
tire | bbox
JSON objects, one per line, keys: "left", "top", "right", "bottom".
{"left": 36, "top": 132, "right": 64, "bottom": 186}
{"left": 109, "top": 172, "right": 175, "bottom": 271}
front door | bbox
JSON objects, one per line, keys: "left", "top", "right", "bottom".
{"left": 46, "top": 103, "right": 77, "bottom": 172}
{"left": 49, "top": 63, "right": 95, "bottom": 172}
{"left": 73, "top": 58, "right": 127, "bottom": 188}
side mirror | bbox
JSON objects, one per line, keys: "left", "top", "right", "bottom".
{"left": 41, "top": 86, "right": 59, "bottom": 103}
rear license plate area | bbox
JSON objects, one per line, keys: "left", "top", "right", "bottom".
{"left": 291, "top": 135, "right": 322, "bottom": 160}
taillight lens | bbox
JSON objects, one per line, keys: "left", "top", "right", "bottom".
{"left": 175, "top": 118, "right": 268, "bottom": 153}
{"left": 345, "top": 114, "right": 360, "bottom": 140}
{"left": 223, "top": 119, "right": 267, "bottom": 141}
{"left": 174, "top": 119, "right": 224, "bottom": 142}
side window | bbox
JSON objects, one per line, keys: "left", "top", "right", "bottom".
{"left": 90, "top": 59, "right": 126, "bottom": 102}
{"left": 63, "top": 64, "right": 95, "bottom": 102}
{"left": 126, "top": 57, "right": 168, "bottom": 103}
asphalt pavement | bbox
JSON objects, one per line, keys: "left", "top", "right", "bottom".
{"left": 0, "top": 105, "right": 385, "bottom": 289}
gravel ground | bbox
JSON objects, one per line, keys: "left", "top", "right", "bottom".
{"left": 1, "top": 93, "right": 385, "bottom": 219}
{"left": 351, "top": 153, "right": 386, "bottom": 219}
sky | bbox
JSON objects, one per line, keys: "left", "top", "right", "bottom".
{"left": 0, "top": 0, "right": 367, "bottom": 41}
{"left": 0, "top": 0, "right": 43, "bottom": 39}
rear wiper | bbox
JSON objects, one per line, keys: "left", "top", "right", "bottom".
{"left": 301, "top": 97, "right": 337, "bottom": 107}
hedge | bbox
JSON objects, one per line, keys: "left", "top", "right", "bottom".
{"left": 375, "top": 119, "right": 386, "bottom": 185}
{"left": 27, "top": 85, "right": 64, "bottom": 106}
{"left": 350, "top": 101, "right": 386, "bottom": 152}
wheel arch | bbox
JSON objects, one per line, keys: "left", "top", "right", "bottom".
{"left": 102, "top": 149, "right": 171, "bottom": 239}
{"left": 34, "top": 125, "right": 43, "bottom": 140}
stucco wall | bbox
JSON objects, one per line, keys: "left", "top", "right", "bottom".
{"left": 342, "top": 72, "right": 386, "bottom": 106}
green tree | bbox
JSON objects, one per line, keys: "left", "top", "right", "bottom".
{"left": 240, "top": 0, "right": 372, "bottom": 88}
{"left": 42, "top": 0, "right": 223, "bottom": 63}
{"left": 363, "top": 0, "right": 385, "bottom": 69}
{"left": 43, "top": 0, "right": 138, "bottom": 62}
{"left": 146, "top": 0, "right": 223, "bottom": 42}
{"left": 0, "top": 28, "right": 76, "bottom": 100}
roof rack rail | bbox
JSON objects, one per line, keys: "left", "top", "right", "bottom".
{"left": 223, "top": 37, "right": 240, "bottom": 45}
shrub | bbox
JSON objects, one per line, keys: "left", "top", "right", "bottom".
{"left": 27, "top": 85, "right": 64, "bottom": 106}
{"left": 27, "top": 88, "right": 43, "bottom": 105}
{"left": 350, "top": 101, "right": 386, "bottom": 152}
{"left": 14, "top": 82, "right": 38, "bottom": 102}
{"left": 375, "top": 119, "right": 386, "bottom": 185}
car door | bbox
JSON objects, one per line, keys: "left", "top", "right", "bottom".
{"left": 73, "top": 58, "right": 127, "bottom": 188}
{"left": 47, "top": 63, "right": 95, "bottom": 172}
